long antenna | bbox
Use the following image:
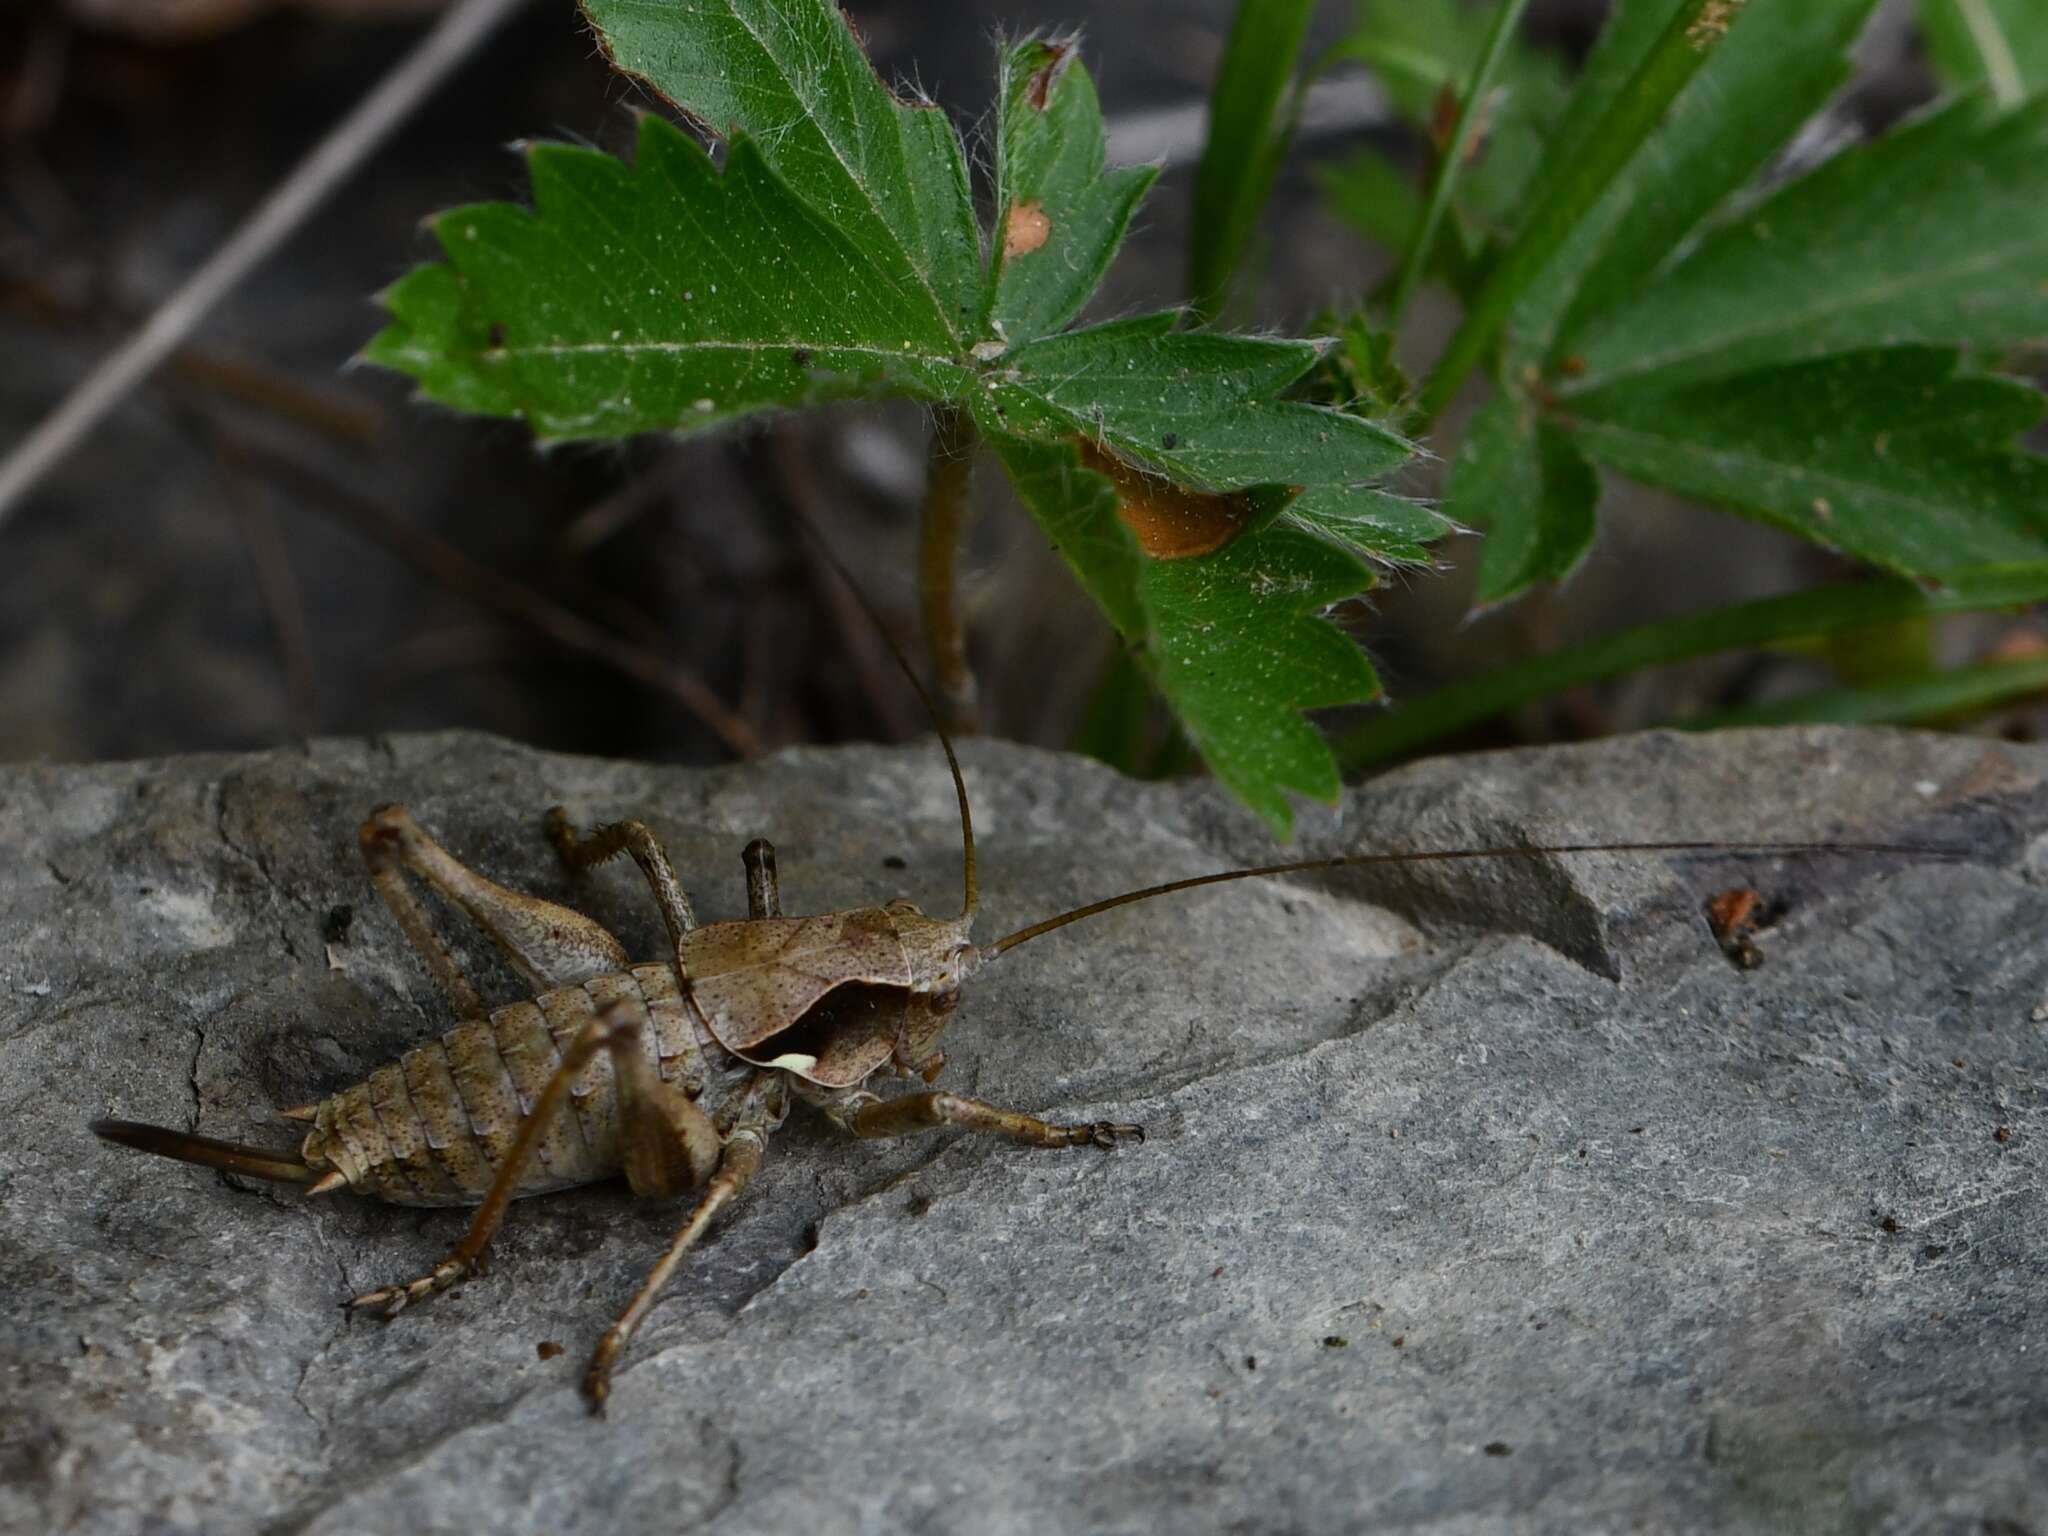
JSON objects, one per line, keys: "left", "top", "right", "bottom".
{"left": 784, "top": 498, "right": 977, "bottom": 918}
{"left": 984, "top": 839, "right": 1951, "bottom": 958}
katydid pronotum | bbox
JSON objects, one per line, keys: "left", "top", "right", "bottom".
{"left": 91, "top": 585, "right": 1932, "bottom": 1414}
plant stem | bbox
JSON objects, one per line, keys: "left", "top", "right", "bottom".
{"left": 918, "top": 405, "right": 982, "bottom": 735}
{"left": 1688, "top": 654, "right": 2048, "bottom": 731}
{"left": 1386, "top": 0, "right": 1532, "bottom": 333}
{"left": 1334, "top": 564, "right": 2048, "bottom": 771}
{"left": 1410, "top": 0, "right": 1735, "bottom": 430}
{"left": 1188, "top": 0, "right": 1318, "bottom": 323}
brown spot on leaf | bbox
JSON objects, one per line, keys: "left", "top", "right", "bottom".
{"left": 1003, "top": 200, "right": 1052, "bottom": 258}
{"left": 1075, "top": 438, "right": 1256, "bottom": 560}
{"left": 1025, "top": 42, "right": 1072, "bottom": 110}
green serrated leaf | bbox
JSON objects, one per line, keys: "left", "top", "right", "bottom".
{"left": 1450, "top": 390, "right": 1600, "bottom": 607}
{"left": 985, "top": 36, "right": 1156, "bottom": 343}
{"left": 582, "top": 0, "right": 981, "bottom": 342}
{"left": 364, "top": 0, "right": 1439, "bottom": 835}
{"left": 1563, "top": 97, "right": 2048, "bottom": 392}
{"left": 1284, "top": 485, "right": 1451, "bottom": 569}
{"left": 990, "top": 430, "right": 1149, "bottom": 636}
{"left": 365, "top": 117, "right": 970, "bottom": 441}
{"left": 1142, "top": 527, "right": 1383, "bottom": 831}
{"left": 1568, "top": 348, "right": 2048, "bottom": 576}
{"left": 988, "top": 432, "right": 1380, "bottom": 837}
{"left": 1545, "top": 0, "right": 1881, "bottom": 357}
{"left": 988, "top": 315, "right": 1410, "bottom": 496}
{"left": 1920, "top": 0, "right": 2048, "bottom": 107}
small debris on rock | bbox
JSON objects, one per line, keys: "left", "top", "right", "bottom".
{"left": 536, "top": 1341, "right": 564, "bottom": 1361}
{"left": 1881, "top": 1216, "right": 1901, "bottom": 1234}
{"left": 323, "top": 904, "right": 353, "bottom": 944}
{"left": 1706, "top": 887, "right": 1781, "bottom": 969}
{"left": 1321, "top": 1336, "right": 1348, "bottom": 1349}
{"left": 1483, "top": 1441, "right": 1512, "bottom": 1457}
{"left": 1995, "top": 1126, "right": 2014, "bottom": 1144}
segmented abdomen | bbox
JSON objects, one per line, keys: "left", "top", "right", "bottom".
{"left": 301, "top": 964, "right": 739, "bottom": 1207}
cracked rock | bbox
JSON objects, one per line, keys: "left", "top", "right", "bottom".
{"left": 2, "top": 728, "right": 2044, "bottom": 1534}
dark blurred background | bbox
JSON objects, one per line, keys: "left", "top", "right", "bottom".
{"left": 0, "top": 0, "right": 1965, "bottom": 772}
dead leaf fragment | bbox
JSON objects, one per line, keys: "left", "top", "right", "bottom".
{"left": 1705, "top": 886, "right": 1782, "bottom": 969}
{"left": 1002, "top": 201, "right": 1052, "bottom": 259}
{"left": 1075, "top": 439, "right": 1257, "bottom": 560}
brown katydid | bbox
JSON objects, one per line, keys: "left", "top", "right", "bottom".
{"left": 89, "top": 550, "right": 1935, "bottom": 1415}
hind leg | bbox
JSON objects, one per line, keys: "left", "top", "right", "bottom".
{"left": 359, "top": 804, "right": 629, "bottom": 1019}
{"left": 582, "top": 1130, "right": 765, "bottom": 1415}
{"left": 346, "top": 1000, "right": 720, "bottom": 1318}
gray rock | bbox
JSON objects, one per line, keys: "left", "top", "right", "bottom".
{"left": 2, "top": 727, "right": 2043, "bottom": 1535}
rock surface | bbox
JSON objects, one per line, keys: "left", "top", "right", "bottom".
{"left": 2, "top": 728, "right": 2043, "bottom": 1535}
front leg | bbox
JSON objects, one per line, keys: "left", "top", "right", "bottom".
{"left": 821, "top": 1089, "right": 1143, "bottom": 1149}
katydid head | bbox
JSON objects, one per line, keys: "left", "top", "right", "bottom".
{"left": 883, "top": 898, "right": 982, "bottom": 988}
{"left": 719, "top": 904, "right": 979, "bottom": 1092}
{"left": 880, "top": 898, "right": 982, "bottom": 1077}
